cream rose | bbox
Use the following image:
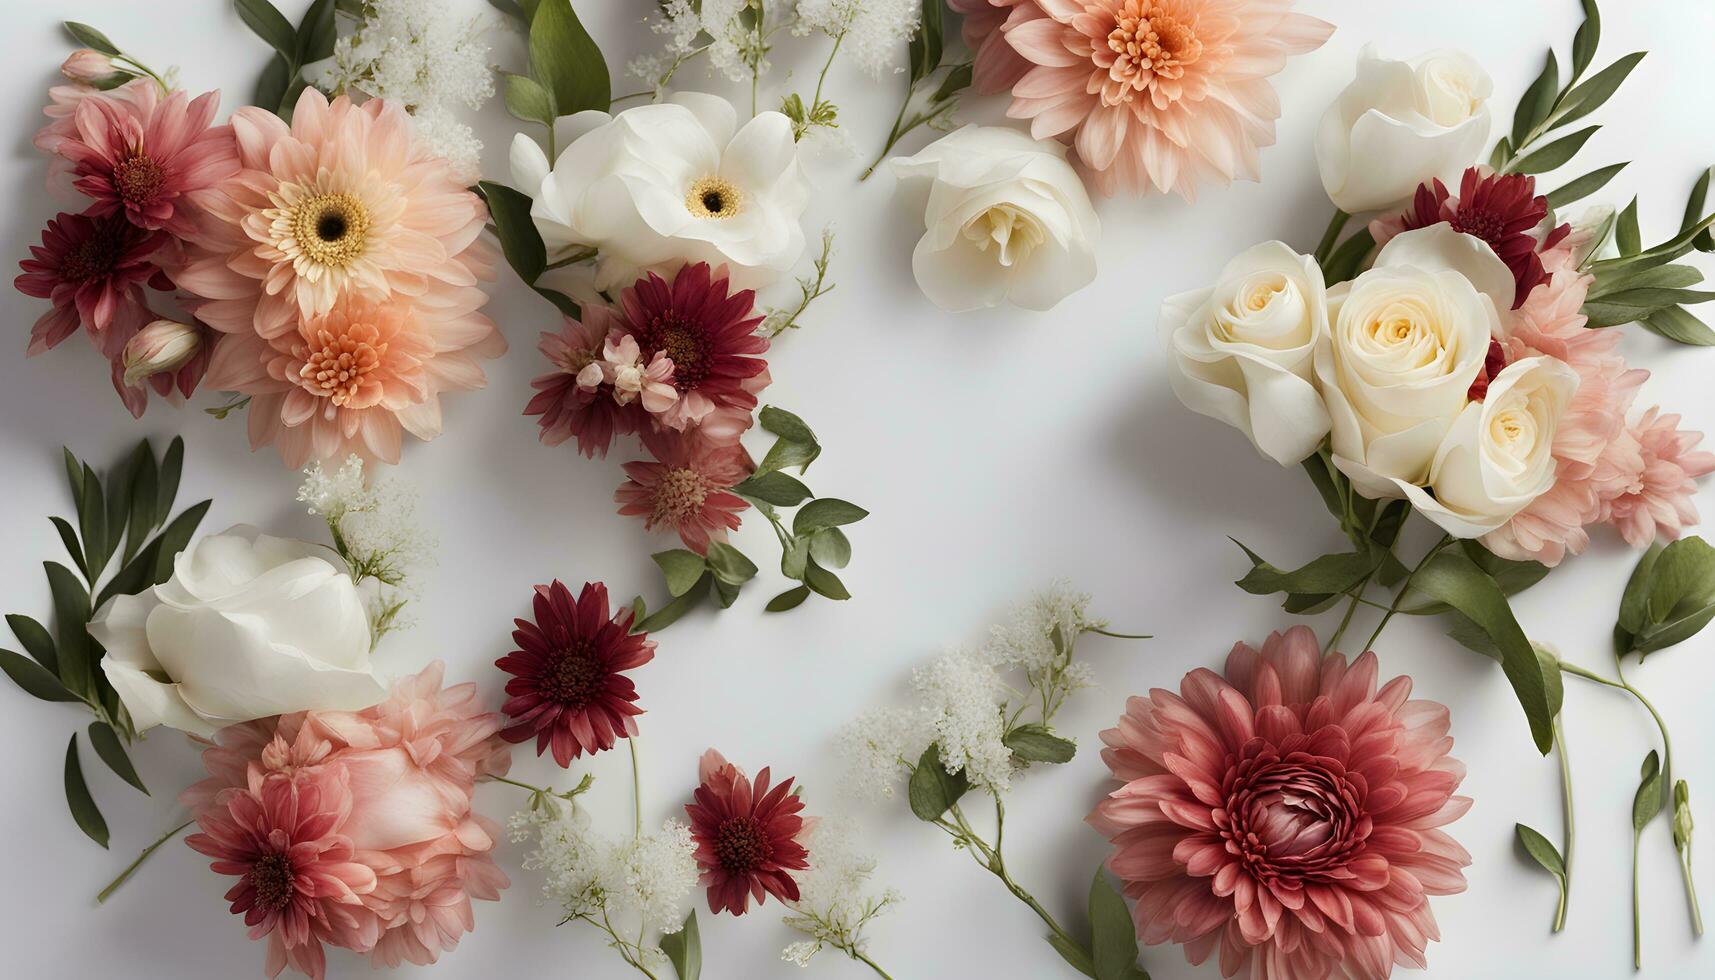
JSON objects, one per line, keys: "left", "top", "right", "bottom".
{"left": 1316, "top": 225, "right": 1513, "bottom": 499}
{"left": 88, "top": 527, "right": 386, "bottom": 737}
{"left": 891, "top": 125, "right": 1099, "bottom": 312}
{"left": 1400, "top": 356, "right": 1578, "bottom": 536}
{"left": 1315, "top": 46, "right": 1493, "bottom": 213}
{"left": 1159, "top": 241, "right": 1331, "bottom": 465}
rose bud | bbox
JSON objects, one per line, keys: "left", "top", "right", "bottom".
{"left": 121, "top": 318, "right": 202, "bottom": 386}
{"left": 60, "top": 48, "right": 118, "bottom": 84}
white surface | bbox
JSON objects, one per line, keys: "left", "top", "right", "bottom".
{"left": 1, "top": 2, "right": 1712, "bottom": 978}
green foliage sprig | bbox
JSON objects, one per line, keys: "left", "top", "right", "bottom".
{"left": 1, "top": 438, "right": 210, "bottom": 848}
{"left": 862, "top": 0, "right": 971, "bottom": 180}
{"left": 233, "top": 0, "right": 338, "bottom": 119}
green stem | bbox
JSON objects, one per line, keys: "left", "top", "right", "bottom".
{"left": 1634, "top": 828, "right": 1644, "bottom": 969}
{"left": 1089, "top": 628, "right": 1152, "bottom": 640}
{"left": 489, "top": 774, "right": 553, "bottom": 794}
{"left": 628, "top": 737, "right": 643, "bottom": 838}
{"left": 1323, "top": 577, "right": 1370, "bottom": 656}
{"left": 1313, "top": 209, "right": 1350, "bottom": 266}
{"left": 862, "top": 81, "right": 915, "bottom": 181}
{"left": 810, "top": 33, "right": 843, "bottom": 111}
{"left": 851, "top": 950, "right": 894, "bottom": 980}
{"left": 1361, "top": 535, "right": 1452, "bottom": 652}
{"left": 946, "top": 797, "right": 1091, "bottom": 974}
{"left": 96, "top": 818, "right": 192, "bottom": 904}
{"left": 1554, "top": 715, "right": 1573, "bottom": 933}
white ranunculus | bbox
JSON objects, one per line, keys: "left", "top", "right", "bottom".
{"left": 508, "top": 92, "right": 808, "bottom": 292}
{"left": 890, "top": 125, "right": 1099, "bottom": 312}
{"left": 87, "top": 527, "right": 385, "bottom": 737}
{"left": 1401, "top": 356, "right": 1578, "bottom": 536}
{"left": 1315, "top": 46, "right": 1493, "bottom": 213}
{"left": 1316, "top": 225, "right": 1514, "bottom": 500}
{"left": 1159, "top": 241, "right": 1331, "bottom": 465}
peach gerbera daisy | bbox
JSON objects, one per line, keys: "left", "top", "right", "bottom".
{"left": 1002, "top": 0, "right": 1333, "bottom": 198}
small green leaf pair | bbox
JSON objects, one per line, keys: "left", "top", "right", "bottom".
{"left": 1614, "top": 537, "right": 1715, "bottom": 656}
{"left": 233, "top": 0, "right": 337, "bottom": 118}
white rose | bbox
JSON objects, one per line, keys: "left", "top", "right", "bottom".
{"left": 509, "top": 92, "right": 808, "bottom": 292}
{"left": 1317, "top": 225, "right": 1514, "bottom": 499}
{"left": 1159, "top": 241, "right": 1331, "bottom": 465}
{"left": 1315, "top": 46, "right": 1493, "bottom": 213}
{"left": 1402, "top": 356, "right": 1578, "bottom": 536}
{"left": 88, "top": 527, "right": 385, "bottom": 737}
{"left": 890, "top": 125, "right": 1099, "bottom": 312}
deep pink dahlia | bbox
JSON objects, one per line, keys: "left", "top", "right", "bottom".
{"left": 16, "top": 211, "right": 162, "bottom": 356}
{"left": 495, "top": 580, "right": 656, "bottom": 766}
{"left": 1606, "top": 408, "right": 1715, "bottom": 548}
{"left": 615, "top": 429, "right": 753, "bottom": 555}
{"left": 524, "top": 303, "right": 641, "bottom": 458}
{"left": 616, "top": 261, "right": 769, "bottom": 436}
{"left": 685, "top": 749, "right": 811, "bottom": 916}
{"left": 1089, "top": 626, "right": 1471, "bottom": 980}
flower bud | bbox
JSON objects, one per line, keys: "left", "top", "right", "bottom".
{"left": 121, "top": 319, "right": 202, "bottom": 386}
{"left": 1674, "top": 780, "right": 1694, "bottom": 853}
{"left": 60, "top": 49, "right": 118, "bottom": 84}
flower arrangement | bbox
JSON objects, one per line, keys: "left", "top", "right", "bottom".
{"left": 1157, "top": 0, "right": 1715, "bottom": 967}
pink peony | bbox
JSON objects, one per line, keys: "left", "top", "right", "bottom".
{"left": 1606, "top": 408, "right": 1715, "bottom": 548}
{"left": 184, "top": 663, "right": 510, "bottom": 980}
{"left": 1089, "top": 627, "right": 1470, "bottom": 980}
{"left": 1002, "top": 0, "right": 1332, "bottom": 198}
{"left": 180, "top": 88, "right": 504, "bottom": 466}
{"left": 525, "top": 304, "right": 642, "bottom": 458}
{"left": 615, "top": 429, "right": 753, "bottom": 555}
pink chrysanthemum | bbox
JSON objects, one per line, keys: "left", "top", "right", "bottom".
{"left": 685, "top": 749, "right": 810, "bottom": 916}
{"left": 1001, "top": 0, "right": 1332, "bottom": 198}
{"left": 525, "top": 304, "right": 649, "bottom": 458}
{"left": 34, "top": 78, "right": 159, "bottom": 187}
{"left": 1607, "top": 408, "right": 1715, "bottom": 548}
{"left": 1089, "top": 627, "right": 1471, "bottom": 980}
{"left": 951, "top": 0, "right": 1036, "bottom": 95}
{"left": 616, "top": 261, "right": 769, "bottom": 437}
{"left": 615, "top": 430, "right": 753, "bottom": 555}
{"left": 16, "top": 211, "right": 162, "bottom": 356}
{"left": 56, "top": 84, "right": 237, "bottom": 236}
{"left": 495, "top": 581, "right": 656, "bottom": 767}
{"left": 183, "top": 663, "right": 510, "bottom": 979}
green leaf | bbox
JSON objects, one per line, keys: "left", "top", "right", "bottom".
{"left": 808, "top": 527, "right": 852, "bottom": 570}
{"left": 155, "top": 437, "right": 184, "bottom": 527}
{"left": 760, "top": 405, "right": 818, "bottom": 445}
{"left": 1556, "top": 51, "right": 1645, "bottom": 128}
{"left": 1409, "top": 550, "right": 1554, "bottom": 754}
{"left": 1511, "top": 126, "right": 1599, "bottom": 175}
{"left": 765, "top": 585, "right": 811, "bottom": 613}
{"left": 1232, "top": 541, "right": 1376, "bottom": 598}
{"left": 256, "top": 53, "right": 292, "bottom": 115}
{"left": 0, "top": 649, "right": 79, "bottom": 703}
{"left": 1570, "top": 0, "right": 1601, "bottom": 79}
{"left": 1635, "top": 537, "right": 1715, "bottom": 655}
{"left": 528, "top": 0, "right": 610, "bottom": 117}
{"left": 652, "top": 550, "right": 709, "bottom": 598}
{"left": 124, "top": 442, "right": 159, "bottom": 563}
{"left": 234, "top": 0, "right": 298, "bottom": 59}
{"left": 931, "top": 62, "right": 974, "bottom": 104}
{"left": 1617, "top": 542, "right": 1663, "bottom": 638}
{"left": 503, "top": 72, "right": 556, "bottom": 128}
{"left": 6, "top": 614, "right": 58, "bottom": 674}
{"left": 535, "top": 285, "right": 582, "bottom": 318}
{"left": 88, "top": 722, "right": 147, "bottom": 795}
{"left": 477, "top": 180, "right": 547, "bottom": 285}
{"left": 64, "top": 735, "right": 109, "bottom": 848}
{"left": 1004, "top": 724, "right": 1077, "bottom": 764}
{"left": 1089, "top": 869, "right": 1142, "bottom": 980}
{"left": 1682, "top": 166, "right": 1713, "bottom": 236}
{"left": 636, "top": 573, "right": 710, "bottom": 633}
{"left": 44, "top": 562, "right": 93, "bottom": 699}
{"left": 704, "top": 542, "right": 758, "bottom": 587}
{"left": 803, "top": 558, "right": 850, "bottom": 601}
{"left": 1616, "top": 196, "right": 1641, "bottom": 255}
{"left": 908, "top": 0, "right": 944, "bottom": 84}
{"left": 1590, "top": 263, "right": 1703, "bottom": 298}
{"left": 780, "top": 536, "right": 808, "bottom": 580}
{"left": 1640, "top": 307, "right": 1715, "bottom": 346}
{"left": 1515, "top": 822, "right": 1567, "bottom": 878}
{"left": 77, "top": 464, "right": 109, "bottom": 580}
{"left": 1546, "top": 162, "right": 1627, "bottom": 208}
{"left": 756, "top": 438, "right": 820, "bottom": 477}
{"left": 907, "top": 743, "right": 969, "bottom": 821}
{"left": 488, "top": 0, "right": 531, "bottom": 27}
{"left": 64, "top": 21, "right": 122, "bottom": 55}
{"left": 1592, "top": 287, "right": 1715, "bottom": 309}
{"left": 1406, "top": 543, "right": 1550, "bottom": 614}
{"left": 1634, "top": 750, "right": 1664, "bottom": 831}
{"left": 1536, "top": 642, "right": 1565, "bottom": 720}
{"left": 49, "top": 516, "right": 88, "bottom": 581}
{"left": 62, "top": 447, "right": 84, "bottom": 501}
{"left": 1300, "top": 452, "right": 1346, "bottom": 523}
{"left": 660, "top": 910, "right": 701, "bottom": 980}
{"left": 1512, "top": 51, "right": 1558, "bottom": 149}
{"left": 94, "top": 499, "right": 211, "bottom": 612}
{"left": 733, "top": 471, "right": 812, "bottom": 507}
{"left": 102, "top": 453, "right": 136, "bottom": 567}
{"left": 294, "top": 0, "right": 338, "bottom": 67}
{"left": 1322, "top": 228, "right": 1375, "bottom": 287}
{"left": 793, "top": 498, "right": 868, "bottom": 536}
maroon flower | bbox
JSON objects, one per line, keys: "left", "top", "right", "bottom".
{"left": 15, "top": 211, "right": 162, "bottom": 355}
{"left": 617, "top": 261, "right": 769, "bottom": 438}
{"left": 685, "top": 750, "right": 810, "bottom": 916}
{"left": 525, "top": 304, "right": 640, "bottom": 458}
{"left": 495, "top": 581, "right": 655, "bottom": 767}
{"left": 1465, "top": 337, "right": 1509, "bottom": 401}
{"left": 1391, "top": 167, "right": 1570, "bottom": 308}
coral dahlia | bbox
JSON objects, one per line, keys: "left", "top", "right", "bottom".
{"left": 16, "top": 211, "right": 161, "bottom": 356}
{"left": 615, "top": 261, "right": 769, "bottom": 437}
{"left": 1089, "top": 626, "right": 1471, "bottom": 980}
{"left": 685, "top": 749, "right": 811, "bottom": 916}
{"left": 495, "top": 581, "right": 656, "bottom": 767}
{"left": 615, "top": 429, "right": 753, "bottom": 555}
{"left": 1002, "top": 0, "right": 1332, "bottom": 198}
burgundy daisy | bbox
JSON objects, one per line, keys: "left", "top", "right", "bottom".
{"left": 1394, "top": 167, "right": 1571, "bottom": 308}
{"left": 616, "top": 261, "right": 770, "bottom": 436}
{"left": 685, "top": 749, "right": 810, "bottom": 916}
{"left": 495, "top": 580, "right": 656, "bottom": 767}
{"left": 15, "top": 211, "right": 162, "bottom": 355}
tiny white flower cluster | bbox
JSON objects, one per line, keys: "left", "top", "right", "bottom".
{"left": 512, "top": 796, "right": 698, "bottom": 940}
{"left": 794, "top": 0, "right": 920, "bottom": 80}
{"left": 986, "top": 579, "right": 1106, "bottom": 674}
{"left": 635, "top": 0, "right": 773, "bottom": 90}
{"left": 297, "top": 455, "right": 433, "bottom": 639}
{"left": 781, "top": 817, "right": 901, "bottom": 967}
{"left": 912, "top": 647, "right": 1015, "bottom": 791}
{"left": 306, "top": 0, "right": 495, "bottom": 180}
{"left": 839, "top": 706, "right": 921, "bottom": 801}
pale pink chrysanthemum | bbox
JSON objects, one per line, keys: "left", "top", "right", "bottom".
{"left": 1089, "top": 626, "right": 1470, "bottom": 980}
{"left": 1482, "top": 268, "right": 1648, "bottom": 565}
{"left": 1002, "top": 0, "right": 1333, "bottom": 198}
{"left": 950, "top": 0, "right": 1036, "bottom": 95}
{"left": 615, "top": 429, "right": 752, "bottom": 555}
{"left": 34, "top": 78, "right": 159, "bottom": 189}
{"left": 1606, "top": 408, "right": 1715, "bottom": 548}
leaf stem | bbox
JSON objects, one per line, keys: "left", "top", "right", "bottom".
{"left": 96, "top": 818, "right": 192, "bottom": 904}
{"left": 488, "top": 774, "right": 553, "bottom": 794}
{"left": 1313, "top": 209, "right": 1349, "bottom": 266}
{"left": 1324, "top": 578, "right": 1369, "bottom": 656}
{"left": 1553, "top": 714, "right": 1574, "bottom": 932}
{"left": 1634, "top": 825, "right": 1644, "bottom": 969}
{"left": 863, "top": 82, "right": 915, "bottom": 181}
{"left": 628, "top": 736, "right": 643, "bottom": 839}
{"left": 852, "top": 950, "right": 895, "bottom": 979}
{"left": 1361, "top": 535, "right": 1453, "bottom": 651}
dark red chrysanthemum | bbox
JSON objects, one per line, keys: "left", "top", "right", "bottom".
{"left": 685, "top": 750, "right": 810, "bottom": 916}
{"left": 1394, "top": 167, "right": 1570, "bottom": 309}
{"left": 617, "top": 261, "right": 770, "bottom": 435}
{"left": 15, "top": 211, "right": 162, "bottom": 355}
{"left": 495, "top": 580, "right": 656, "bottom": 767}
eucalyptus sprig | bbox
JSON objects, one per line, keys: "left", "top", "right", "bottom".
{"left": 0, "top": 438, "right": 210, "bottom": 848}
{"left": 862, "top": 0, "right": 970, "bottom": 180}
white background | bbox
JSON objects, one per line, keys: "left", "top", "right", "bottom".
{"left": 1, "top": 2, "right": 1712, "bottom": 978}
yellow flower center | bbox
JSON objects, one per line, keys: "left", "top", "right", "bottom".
{"left": 291, "top": 192, "right": 372, "bottom": 268}
{"left": 685, "top": 176, "right": 743, "bottom": 220}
